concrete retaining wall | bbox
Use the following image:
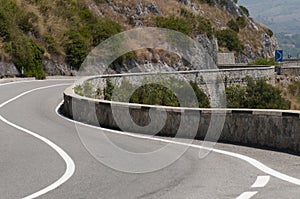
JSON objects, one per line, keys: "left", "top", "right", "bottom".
{"left": 62, "top": 84, "right": 300, "bottom": 154}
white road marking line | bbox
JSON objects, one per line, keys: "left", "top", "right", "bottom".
{"left": 0, "top": 79, "right": 75, "bottom": 87}
{"left": 251, "top": 176, "right": 271, "bottom": 188}
{"left": 235, "top": 191, "right": 258, "bottom": 199}
{"left": 0, "top": 84, "right": 75, "bottom": 199}
{"left": 55, "top": 101, "right": 300, "bottom": 186}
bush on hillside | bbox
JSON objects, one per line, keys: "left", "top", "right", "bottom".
{"left": 10, "top": 37, "right": 45, "bottom": 79}
{"left": 103, "top": 77, "right": 211, "bottom": 108}
{"left": 216, "top": 29, "right": 243, "bottom": 52}
{"left": 156, "top": 16, "right": 192, "bottom": 36}
{"left": 64, "top": 30, "right": 89, "bottom": 70}
{"left": 226, "top": 78, "right": 291, "bottom": 109}
{"left": 179, "top": 8, "right": 213, "bottom": 39}
{"left": 239, "top": 6, "right": 250, "bottom": 17}
{"left": 227, "top": 19, "right": 239, "bottom": 33}
{"left": 248, "top": 57, "right": 277, "bottom": 66}
{"left": 236, "top": 16, "right": 247, "bottom": 29}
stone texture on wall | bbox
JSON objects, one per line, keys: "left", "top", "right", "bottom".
{"left": 62, "top": 85, "right": 300, "bottom": 154}
{"left": 217, "top": 52, "right": 235, "bottom": 65}
{"left": 278, "top": 66, "right": 300, "bottom": 76}
{"left": 0, "top": 62, "right": 19, "bottom": 78}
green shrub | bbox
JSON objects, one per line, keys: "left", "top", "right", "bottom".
{"left": 198, "top": 0, "right": 215, "bottom": 6}
{"left": 64, "top": 30, "right": 89, "bottom": 70}
{"left": 179, "top": 8, "right": 213, "bottom": 39}
{"left": 0, "top": 12, "right": 11, "bottom": 41}
{"left": 104, "top": 78, "right": 115, "bottom": 100}
{"left": 226, "top": 84, "right": 247, "bottom": 108}
{"left": 226, "top": 78, "right": 291, "bottom": 109}
{"left": 248, "top": 57, "right": 277, "bottom": 66}
{"left": 89, "top": 18, "right": 122, "bottom": 46}
{"left": 42, "top": 35, "right": 58, "bottom": 54}
{"left": 266, "top": 28, "right": 273, "bottom": 37}
{"left": 236, "top": 16, "right": 247, "bottom": 29}
{"left": 103, "top": 77, "right": 210, "bottom": 108}
{"left": 197, "top": 16, "right": 214, "bottom": 39}
{"left": 156, "top": 16, "right": 192, "bottom": 36}
{"left": 74, "top": 81, "right": 96, "bottom": 98}
{"left": 216, "top": 29, "right": 243, "bottom": 52}
{"left": 17, "top": 12, "right": 38, "bottom": 34}
{"left": 189, "top": 81, "right": 211, "bottom": 108}
{"left": 239, "top": 6, "right": 250, "bottom": 17}
{"left": 11, "top": 37, "right": 45, "bottom": 79}
{"left": 227, "top": 19, "right": 239, "bottom": 33}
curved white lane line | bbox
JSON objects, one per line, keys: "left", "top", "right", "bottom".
{"left": 0, "top": 79, "right": 75, "bottom": 87}
{"left": 251, "top": 176, "right": 270, "bottom": 188}
{"left": 236, "top": 191, "right": 258, "bottom": 199}
{"left": 55, "top": 102, "right": 300, "bottom": 186}
{"left": 0, "top": 84, "right": 75, "bottom": 199}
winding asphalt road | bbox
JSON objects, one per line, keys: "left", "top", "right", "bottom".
{"left": 0, "top": 79, "right": 300, "bottom": 199}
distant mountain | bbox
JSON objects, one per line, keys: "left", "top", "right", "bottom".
{"left": 239, "top": 0, "right": 300, "bottom": 34}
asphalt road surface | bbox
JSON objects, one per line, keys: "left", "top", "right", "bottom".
{"left": 0, "top": 79, "right": 300, "bottom": 199}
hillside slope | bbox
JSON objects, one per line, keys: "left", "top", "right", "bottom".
{"left": 239, "top": 0, "right": 300, "bottom": 34}
{"left": 239, "top": 0, "right": 300, "bottom": 59}
{"left": 0, "top": 0, "right": 278, "bottom": 77}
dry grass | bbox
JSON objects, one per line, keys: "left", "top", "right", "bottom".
{"left": 276, "top": 77, "right": 300, "bottom": 110}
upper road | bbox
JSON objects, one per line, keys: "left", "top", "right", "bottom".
{"left": 0, "top": 79, "right": 299, "bottom": 199}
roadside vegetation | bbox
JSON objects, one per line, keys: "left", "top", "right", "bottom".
{"left": 248, "top": 57, "right": 278, "bottom": 66}
{"left": 75, "top": 77, "right": 291, "bottom": 110}
{"left": 226, "top": 78, "right": 291, "bottom": 109}
{"left": 0, "top": 0, "right": 122, "bottom": 78}
{"left": 75, "top": 77, "right": 211, "bottom": 108}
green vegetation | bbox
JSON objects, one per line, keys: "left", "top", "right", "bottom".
{"left": 236, "top": 16, "right": 247, "bottom": 29}
{"left": 197, "top": 0, "right": 216, "bottom": 6}
{"left": 179, "top": 8, "right": 213, "bottom": 38}
{"left": 77, "top": 77, "right": 211, "bottom": 108}
{"left": 227, "top": 19, "right": 240, "bottom": 33}
{"left": 227, "top": 17, "right": 247, "bottom": 33}
{"left": 75, "top": 77, "right": 292, "bottom": 110}
{"left": 0, "top": 0, "right": 122, "bottom": 78}
{"left": 216, "top": 29, "right": 243, "bottom": 52}
{"left": 266, "top": 28, "right": 273, "bottom": 37}
{"left": 155, "top": 9, "right": 214, "bottom": 39}
{"left": 226, "top": 78, "right": 291, "bottom": 109}
{"left": 248, "top": 57, "right": 277, "bottom": 66}
{"left": 239, "top": 6, "right": 250, "bottom": 17}
{"left": 156, "top": 16, "right": 192, "bottom": 36}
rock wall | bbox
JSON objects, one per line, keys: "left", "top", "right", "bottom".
{"left": 62, "top": 85, "right": 300, "bottom": 154}
{"left": 0, "top": 62, "right": 19, "bottom": 78}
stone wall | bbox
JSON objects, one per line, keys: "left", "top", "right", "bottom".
{"left": 86, "top": 66, "right": 276, "bottom": 99}
{"left": 278, "top": 66, "right": 300, "bottom": 76}
{"left": 62, "top": 85, "right": 300, "bottom": 154}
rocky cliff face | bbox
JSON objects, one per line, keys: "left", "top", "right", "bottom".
{"left": 0, "top": 0, "right": 278, "bottom": 76}
{"left": 89, "top": 0, "right": 277, "bottom": 70}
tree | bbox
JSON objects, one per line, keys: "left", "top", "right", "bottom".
{"left": 11, "top": 37, "right": 45, "bottom": 79}
{"left": 226, "top": 78, "right": 291, "bottom": 109}
{"left": 216, "top": 29, "right": 243, "bottom": 52}
{"left": 64, "top": 30, "right": 89, "bottom": 70}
